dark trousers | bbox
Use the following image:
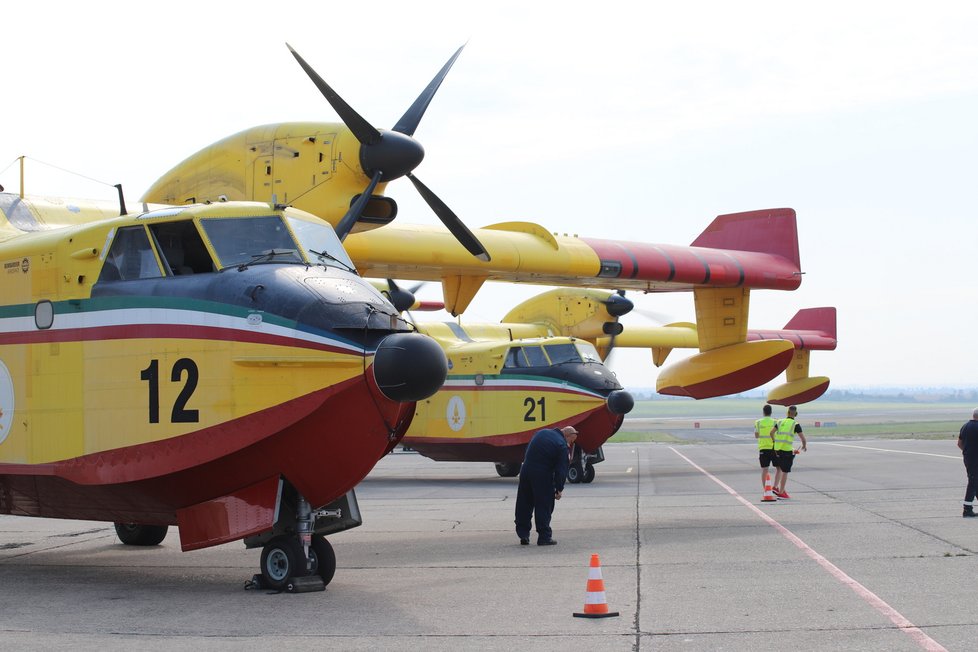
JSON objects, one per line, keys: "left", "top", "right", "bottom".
{"left": 514, "top": 470, "right": 556, "bottom": 541}
{"left": 965, "top": 455, "right": 978, "bottom": 503}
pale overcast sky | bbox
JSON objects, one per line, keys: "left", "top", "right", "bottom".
{"left": 4, "top": 1, "right": 977, "bottom": 390}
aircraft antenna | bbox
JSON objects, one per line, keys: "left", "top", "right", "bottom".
{"left": 114, "top": 184, "right": 128, "bottom": 216}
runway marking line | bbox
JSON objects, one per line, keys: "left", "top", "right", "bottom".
{"left": 668, "top": 446, "right": 948, "bottom": 652}
{"left": 821, "top": 442, "right": 959, "bottom": 460}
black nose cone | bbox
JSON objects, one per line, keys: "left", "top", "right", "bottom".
{"left": 607, "top": 390, "right": 635, "bottom": 415}
{"left": 373, "top": 333, "right": 448, "bottom": 402}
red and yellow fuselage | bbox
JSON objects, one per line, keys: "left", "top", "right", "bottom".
{"left": 0, "top": 196, "right": 445, "bottom": 549}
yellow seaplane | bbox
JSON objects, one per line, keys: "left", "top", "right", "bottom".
{"left": 382, "top": 283, "right": 835, "bottom": 482}
{"left": 0, "top": 178, "right": 459, "bottom": 591}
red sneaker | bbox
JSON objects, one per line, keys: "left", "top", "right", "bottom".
{"left": 774, "top": 490, "right": 790, "bottom": 499}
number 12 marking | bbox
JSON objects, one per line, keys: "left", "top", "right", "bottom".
{"left": 140, "top": 358, "right": 200, "bottom": 424}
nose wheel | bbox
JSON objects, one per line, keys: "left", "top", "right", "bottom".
{"left": 567, "top": 445, "right": 598, "bottom": 484}
{"left": 258, "top": 533, "right": 336, "bottom": 592}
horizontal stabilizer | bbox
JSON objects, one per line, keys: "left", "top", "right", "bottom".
{"left": 749, "top": 307, "right": 837, "bottom": 350}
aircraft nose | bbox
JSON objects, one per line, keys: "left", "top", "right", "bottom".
{"left": 607, "top": 389, "right": 635, "bottom": 415}
{"left": 373, "top": 332, "right": 448, "bottom": 402}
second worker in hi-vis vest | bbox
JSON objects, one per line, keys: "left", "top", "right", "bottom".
{"left": 773, "top": 405, "right": 808, "bottom": 499}
{"left": 754, "top": 404, "right": 778, "bottom": 491}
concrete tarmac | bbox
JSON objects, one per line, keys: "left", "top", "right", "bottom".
{"left": 1, "top": 439, "right": 975, "bottom": 651}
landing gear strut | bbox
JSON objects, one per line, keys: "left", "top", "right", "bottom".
{"left": 248, "top": 488, "right": 355, "bottom": 592}
{"left": 566, "top": 445, "right": 602, "bottom": 484}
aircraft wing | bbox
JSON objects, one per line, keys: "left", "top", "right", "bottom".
{"left": 344, "top": 207, "right": 801, "bottom": 314}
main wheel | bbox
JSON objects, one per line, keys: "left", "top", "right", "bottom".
{"left": 494, "top": 462, "right": 521, "bottom": 477}
{"left": 582, "top": 463, "right": 596, "bottom": 484}
{"left": 567, "top": 464, "right": 582, "bottom": 484}
{"left": 309, "top": 535, "right": 337, "bottom": 587}
{"left": 114, "top": 523, "right": 168, "bottom": 546}
{"left": 260, "top": 536, "right": 305, "bottom": 591}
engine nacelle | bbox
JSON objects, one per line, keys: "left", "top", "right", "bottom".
{"left": 656, "top": 340, "right": 794, "bottom": 399}
{"left": 767, "top": 376, "right": 830, "bottom": 405}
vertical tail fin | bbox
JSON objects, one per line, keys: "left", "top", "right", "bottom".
{"left": 690, "top": 208, "right": 800, "bottom": 271}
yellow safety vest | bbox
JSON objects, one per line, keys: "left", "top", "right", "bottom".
{"left": 774, "top": 417, "right": 797, "bottom": 451}
{"left": 755, "top": 417, "right": 776, "bottom": 450}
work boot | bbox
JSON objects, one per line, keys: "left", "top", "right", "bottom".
{"left": 964, "top": 505, "right": 976, "bottom": 518}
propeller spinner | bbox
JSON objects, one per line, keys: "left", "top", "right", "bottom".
{"left": 287, "top": 44, "right": 491, "bottom": 262}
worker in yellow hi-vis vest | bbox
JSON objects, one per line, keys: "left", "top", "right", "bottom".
{"left": 754, "top": 404, "right": 778, "bottom": 491}
{"left": 772, "top": 405, "right": 807, "bottom": 499}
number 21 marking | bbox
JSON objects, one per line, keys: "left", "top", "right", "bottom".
{"left": 523, "top": 396, "right": 546, "bottom": 422}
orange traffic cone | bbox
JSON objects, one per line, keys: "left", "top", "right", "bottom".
{"left": 762, "top": 473, "right": 776, "bottom": 502}
{"left": 573, "top": 554, "right": 620, "bottom": 618}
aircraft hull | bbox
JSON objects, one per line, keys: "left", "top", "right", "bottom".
{"left": 404, "top": 395, "right": 624, "bottom": 463}
{"left": 0, "top": 371, "right": 412, "bottom": 526}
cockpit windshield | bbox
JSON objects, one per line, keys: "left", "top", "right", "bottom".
{"left": 576, "top": 341, "right": 602, "bottom": 363}
{"left": 200, "top": 216, "right": 303, "bottom": 269}
{"left": 544, "top": 342, "right": 582, "bottom": 364}
{"left": 286, "top": 215, "right": 356, "bottom": 272}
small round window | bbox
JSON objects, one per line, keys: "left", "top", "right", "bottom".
{"left": 35, "top": 300, "right": 54, "bottom": 330}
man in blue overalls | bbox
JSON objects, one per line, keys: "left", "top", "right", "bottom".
{"left": 514, "top": 426, "right": 578, "bottom": 546}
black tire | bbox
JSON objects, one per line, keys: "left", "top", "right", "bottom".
{"left": 582, "top": 463, "right": 596, "bottom": 484}
{"left": 260, "top": 536, "right": 305, "bottom": 591}
{"left": 114, "top": 523, "right": 168, "bottom": 546}
{"left": 309, "top": 535, "right": 337, "bottom": 587}
{"left": 567, "top": 464, "right": 582, "bottom": 484}
{"left": 494, "top": 462, "right": 521, "bottom": 477}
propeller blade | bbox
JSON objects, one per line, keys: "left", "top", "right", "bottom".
{"left": 334, "top": 171, "right": 383, "bottom": 241}
{"left": 384, "top": 278, "right": 418, "bottom": 313}
{"left": 286, "top": 43, "right": 381, "bottom": 146}
{"left": 407, "top": 173, "right": 491, "bottom": 262}
{"left": 393, "top": 45, "right": 466, "bottom": 137}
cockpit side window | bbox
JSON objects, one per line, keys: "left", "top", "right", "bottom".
{"left": 99, "top": 226, "right": 162, "bottom": 282}
{"left": 149, "top": 220, "right": 215, "bottom": 276}
{"left": 504, "top": 347, "right": 524, "bottom": 369}
{"left": 545, "top": 343, "right": 582, "bottom": 364}
{"left": 504, "top": 345, "right": 550, "bottom": 368}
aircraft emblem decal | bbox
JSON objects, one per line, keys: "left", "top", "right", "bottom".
{"left": 446, "top": 395, "right": 466, "bottom": 432}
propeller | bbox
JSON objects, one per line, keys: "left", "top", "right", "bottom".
{"left": 383, "top": 279, "right": 445, "bottom": 318}
{"left": 287, "top": 43, "right": 491, "bottom": 262}
{"left": 384, "top": 279, "right": 418, "bottom": 314}
{"left": 600, "top": 290, "right": 633, "bottom": 365}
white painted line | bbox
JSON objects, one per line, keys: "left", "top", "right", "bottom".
{"left": 626, "top": 467, "right": 633, "bottom": 474}
{"left": 821, "top": 442, "right": 959, "bottom": 460}
{"left": 668, "top": 446, "right": 948, "bottom": 652}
